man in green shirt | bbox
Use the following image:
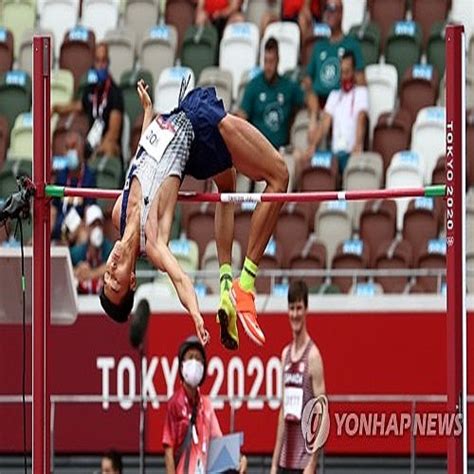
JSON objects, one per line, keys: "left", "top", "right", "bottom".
{"left": 304, "top": 0, "right": 365, "bottom": 110}
{"left": 237, "top": 37, "right": 318, "bottom": 152}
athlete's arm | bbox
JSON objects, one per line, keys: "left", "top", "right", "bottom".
{"left": 304, "top": 345, "right": 326, "bottom": 473}
{"left": 164, "top": 446, "right": 176, "bottom": 474}
{"left": 146, "top": 240, "right": 210, "bottom": 346}
{"left": 270, "top": 346, "right": 289, "bottom": 474}
{"left": 137, "top": 79, "right": 155, "bottom": 135}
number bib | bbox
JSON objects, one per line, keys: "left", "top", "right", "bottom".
{"left": 139, "top": 118, "right": 175, "bottom": 161}
{"left": 284, "top": 386, "right": 304, "bottom": 422}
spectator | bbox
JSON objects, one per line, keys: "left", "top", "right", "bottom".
{"left": 51, "top": 131, "right": 96, "bottom": 244}
{"left": 100, "top": 450, "right": 122, "bottom": 474}
{"left": 237, "top": 37, "right": 318, "bottom": 154}
{"left": 195, "top": 0, "right": 245, "bottom": 39}
{"left": 163, "top": 336, "right": 247, "bottom": 473}
{"left": 52, "top": 42, "right": 124, "bottom": 162}
{"left": 261, "top": 0, "right": 321, "bottom": 44}
{"left": 304, "top": 0, "right": 365, "bottom": 111}
{"left": 271, "top": 280, "right": 326, "bottom": 474}
{"left": 70, "top": 204, "right": 113, "bottom": 295}
{"left": 303, "top": 50, "right": 368, "bottom": 174}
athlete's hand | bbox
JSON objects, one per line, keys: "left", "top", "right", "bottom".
{"left": 137, "top": 79, "right": 152, "bottom": 111}
{"left": 194, "top": 314, "right": 210, "bottom": 346}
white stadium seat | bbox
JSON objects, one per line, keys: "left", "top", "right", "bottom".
{"left": 154, "top": 66, "right": 195, "bottom": 114}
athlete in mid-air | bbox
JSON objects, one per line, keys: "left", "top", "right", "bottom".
{"left": 100, "top": 79, "right": 288, "bottom": 348}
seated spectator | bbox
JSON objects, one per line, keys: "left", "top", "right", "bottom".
{"left": 100, "top": 450, "right": 122, "bottom": 474}
{"left": 51, "top": 132, "right": 96, "bottom": 245}
{"left": 163, "top": 336, "right": 247, "bottom": 473}
{"left": 301, "top": 50, "right": 368, "bottom": 174}
{"left": 237, "top": 37, "right": 317, "bottom": 155}
{"left": 304, "top": 0, "right": 365, "bottom": 111}
{"left": 261, "top": 0, "right": 321, "bottom": 44}
{"left": 52, "top": 42, "right": 124, "bottom": 162}
{"left": 70, "top": 204, "right": 113, "bottom": 295}
{"left": 195, "top": 0, "right": 245, "bottom": 39}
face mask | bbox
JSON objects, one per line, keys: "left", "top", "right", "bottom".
{"left": 182, "top": 359, "right": 204, "bottom": 388}
{"left": 66, "top": 148, "right": 79, "bottom": 170}
{"left": 96, "top": 67, "right": 109, "bottom": 84}
{"left": 341, "top": 77, "right": 354, "bottom": 93}
{"left": 89, "top": 226, "right": 104, "bottom": 248}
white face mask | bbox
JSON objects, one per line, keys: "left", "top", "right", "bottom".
{"left": 182, "top": 359, "right": 204, "bottom": 388}
{"left": 89, "top": 226, "right": 104, "bottom": 248}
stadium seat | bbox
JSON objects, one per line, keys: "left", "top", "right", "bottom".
{"left": 343, "top": 152, "right": 384, "bottom": 191}
{"left": 275, "top": 203, "right": 310, "bottom": 267}
{"left": 245, "top": 0, "right": 276, "bottom": 31}
{"left": 8, "top": 111, "right": 33, "bottom": 160}
{"left": 348, "top": 21, "right": 381, "bottom": 66}
{"left": 315, "top": 200, "right": 353, "bottom": 265}
{"left": 0, "top": 70, "right": 31, "bottom": 131}
{"left": 386, "top": 150, "right": 424, "bottom": 230}
{"left": 169, "top": 237, "right": 199, "bottom": 273}
{"left": 40, "top": 0, "right": 79, "bottom": 59}
{"left": 219, "top": 22, "right": 260, "bottom": 99}
{"left": 411, "top": 106, "right": 446, "bottom": 183}
{"left": 120, "top": 68, "right": 154, "bottom": 126}
{"left": 186, "top": 203, "right": 216, "bottom": 260}
{"left": 51, "top": 69, "right": 74, "bottom": 108}
{"left": 369, "top": 0, "right": 406, "bottom": 49}
{"left": 124, "top": 0, "right": 159, "bottom": 46}
{"left": 468, "top": 72, "right": 474, "bottom": 111}
{"left": 233, "top": 201, "right": 256, "bottom": 255}
{"left": 403, "top": 197, "right": 440, "bottom": 260}
{"left": 288, "top": 235, "right": 327, "bottom": 289}
{"left": 412, "top": 0, "right": 449, "bottom": 50}
{"left": 165, "top": 0, "right": 196, "bottom": 54}
{"left": 415, "top": 238, "right": 446, "bottom": 292}
{"left": 201, "top": 240, "right": 241, "bottom": 293}
{"left": 1, "top": 0, "right": 36, "bottom": 58}
{"left": 359, "top": 199, "right": 397, "bottom": 264}
{"left": 431, "top": 155, "right": 445, "bottom": 185}
{"left": 0, "top": 115, "right": 8, "bottom": 170}
{"left": 331, "top": 238, "right": 369, "bottom": 293}
{"left": 400, "top": 64, "right": 439, "bottom": 122}
{"left": 181, "top": 25, "right": 219, "bottom": 84}
{"left": 372, "top": 108, "right": 412, "bottom": 172}
{"left": 300, "top": 152, "right": 339, "bottom": 191}
{"left": 59, "top": 26, "right": 96, "bottom": 93}
{"left": 467, "top": 191, "right": 474, "bottom": 254}
{"left": 467, "top": 252, "right": 474, "bottom": 294}
{"left": 0, "top": 28, "right": 13, "bottom": 75}
{"left": 139, "top": 24, "right": 178, "bottom": 87}
{"left": 260, "top": 21, "right": 300, "bottom": 75}
{"left": 301, "top": 22, "right": 331, "bottom": 66}
{"left": 374, "top": 238, "right": 413, "bottom": 293}
{"left": 427, "top": 21, "right": 447, "bottom": 77}
{"left": 154, "top": 66, "right": 195, "bottom": 114}
{"left": 451, "top": 0, "right": 474, "bottom": 44}
{"left": 104, "top": 27, "right": 137, "bottom": 83}
{"left": 385, "top": 21, "right": 423, "bottom": 85}
{"left": 469, "top": 33, "right": 474, "bottom": 73}
{"left": 290, "top": 108, "right": 310, "bottom": 151}
{"left": 179, "top": 175, "right": 208, "bottom": 230}
{"left": 350, "top": 281, "right": 384, "bottom": 295}
{"left": 365, "top": 64, "right": 398, "bottom": 141}
{"left": 197, "top": 67, "right": 233, "bottom": 111}
{"left": 342, "top": 0, "right": 367, "bottom": 34}
{"left": 256, "top": 236, "right": 284, "bottom": 293}
{"left": 82, "top": 0, "right": 119, "bottom": 42}
{"left": 92, "top": 156, "right": 123, "bottom": 211}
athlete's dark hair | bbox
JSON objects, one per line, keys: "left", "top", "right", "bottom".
{"left": 288, "top": 280, "right": 308, "bottom": 308}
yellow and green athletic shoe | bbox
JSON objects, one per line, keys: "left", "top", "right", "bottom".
{"left": 217, "top": 276, "right": 239, "bottom": 350}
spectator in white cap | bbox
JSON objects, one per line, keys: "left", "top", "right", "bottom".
{"left": 70, "top": 205, "right": 113, "bottom": 294}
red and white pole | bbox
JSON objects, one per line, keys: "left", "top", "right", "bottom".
{"left": 445, "top": 24, "right": 467, "bottom": 474}
{"left": 32, "top": 36, "right": 51, "bottom": 474}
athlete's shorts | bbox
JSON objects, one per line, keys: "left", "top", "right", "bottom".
{"left": 172, "top": 86, "right": 233, "bottom": 180}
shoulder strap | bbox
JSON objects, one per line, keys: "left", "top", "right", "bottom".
{"left": 174, "top": 402, "right": 198, "bottom": 472}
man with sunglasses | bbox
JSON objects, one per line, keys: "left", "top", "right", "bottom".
{"left": 304, "top": 0, "right": 365, "bottom": 112}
